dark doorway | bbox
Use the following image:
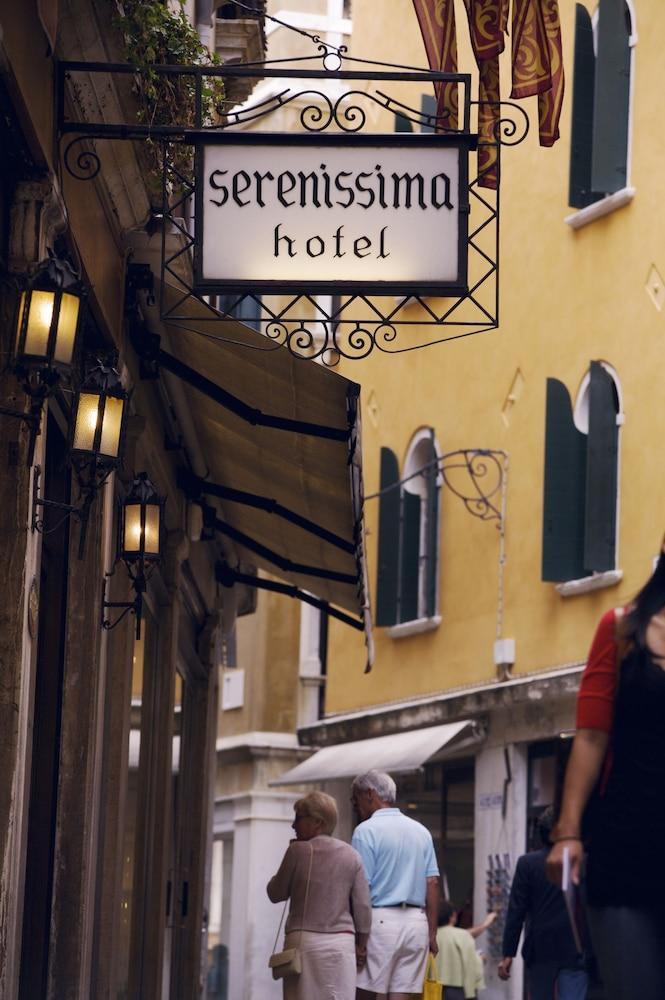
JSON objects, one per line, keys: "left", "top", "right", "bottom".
{"left": 19, "top": 411, "right": 71, "bottom": 999}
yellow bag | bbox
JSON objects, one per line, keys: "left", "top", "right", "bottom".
{"left": 422, "top": 954, "right": 443, "bottom": 1000}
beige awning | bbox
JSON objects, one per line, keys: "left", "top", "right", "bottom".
{"left": 138, "top": 279, "right": 372, "bottom": 652}
{"left": 270, "top": 721, "right": 484, "bottom": 786}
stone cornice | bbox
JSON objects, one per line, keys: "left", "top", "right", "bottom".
{"left": 299, "top": 665, "right": 584, "bottom": 746}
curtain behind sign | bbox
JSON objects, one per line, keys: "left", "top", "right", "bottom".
{"left": 38, "top": 0, "right": 59, "bottom": 53}
{"left": 412, "top": 0, "right": 564, "bottom": 187}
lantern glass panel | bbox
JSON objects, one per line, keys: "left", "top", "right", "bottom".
{"left": 144, "top": 504, "right": 160, "bottom": 555}
{"left": 53, "top": 292, "right": 80, "bottom": 365}
{"left": 99, "top": 395, "right": 124, "bottom": 458}
{"left": 123, "top": 503, "right": 143, "bottom": 555}
{"left": 24, "top": 290, "right": 55, "bottom": 358}
{"left": 14, "top": 292, "right": 26, "bottom": 353}
{"left": 72, "top": 392, "right": 101, "bottom": 452}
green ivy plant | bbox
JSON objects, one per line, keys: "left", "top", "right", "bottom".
{"left": 115, "top": 0, "right": 226, "bottom": 194}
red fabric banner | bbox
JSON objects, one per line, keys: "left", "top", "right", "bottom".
{"left": 538, "top": 0, "right": 565, "bottom": 147}
{"left": 412, "top": 0, "right": 564, "bottom": 185}
{"left": 412, "top": 0, "right": 459, "bottom": 130}
{"left": 461, "top": 0, "right": 507, "bottom": 189}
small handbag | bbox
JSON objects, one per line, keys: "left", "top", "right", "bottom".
{"left": 422, "top": 953, "right": 443, "bottom": 1000}
{"left": 269, "top": 843, "right": 314, "bottom": 981}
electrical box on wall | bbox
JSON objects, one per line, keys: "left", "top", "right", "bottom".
{"left": 221, "top": 669, "right": 244, "bottom": 710}
{"left": 494, "top": 638, "right": 515, "bottom": 673}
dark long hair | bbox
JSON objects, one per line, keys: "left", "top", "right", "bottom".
{"left": 622, "top": 549, "right": 665, "bottom": 648}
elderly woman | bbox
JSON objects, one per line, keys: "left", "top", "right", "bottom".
{"left": 267, "top": 790, "right": 371, "bottom": 1000}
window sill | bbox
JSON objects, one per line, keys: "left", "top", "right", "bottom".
{"left": 386, "top": 615, "right": 442, "bottom": 639}
{"left": 565, "top": 187, "right": 635, "bottom": 230}
{"left": 555, "top": 569, "right": 623, "bottom": 598}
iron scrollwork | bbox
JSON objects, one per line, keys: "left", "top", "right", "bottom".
{"left": 63, "top": 135, "right": 101, "bottom": 180}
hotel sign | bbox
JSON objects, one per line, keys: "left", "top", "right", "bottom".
{"left": 195, "top": 134, "right": 471, "bottom": 296}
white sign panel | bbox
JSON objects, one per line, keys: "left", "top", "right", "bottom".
{"left": 196, "top": 137, "right": 468, "bottom": 294}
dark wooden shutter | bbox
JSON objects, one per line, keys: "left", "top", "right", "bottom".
{"left": 400, "top": 491, "right": 421, "bottom": 623}
{"left": 420, "top": 94, "right": 437, "bottom": 133}
{"left": 375, "top": 447, "right": 400, "bottom": 626}
{"left": 592, "top": 0, "right": 631, "bottom": 194}
{"left": 423, "top": 431, "right": 440, "bottom": 618}
{"left": 394, "top": 112, "right": 414, "bottom": 132}
{"left": 542, "top": 379, "right": 588, "bottom": 582}
{"left": 569, "top": 4, "right": 600, "bottom": 209}
{"left": 584, "top": 362, "right": 619, "bottom": 572}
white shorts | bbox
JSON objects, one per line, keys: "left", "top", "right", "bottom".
{"left": 357, "top": 906, "right": 429, "bottom": 994}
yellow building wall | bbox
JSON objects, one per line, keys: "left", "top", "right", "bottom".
{"left": 218, "top": 583, "right": 301, "bottom": 737}
{"left": 325, "top": 0, "right": 665, "bottom": 712}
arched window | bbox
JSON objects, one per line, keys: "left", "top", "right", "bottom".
{"left": 375, "top": 428, "right": 441, "bottom": 628}
{"left": 542, "top": 361, "right": 622, "bottom": 583}
{"left": 569, "top": 1, "right": 636, "bottom": 209}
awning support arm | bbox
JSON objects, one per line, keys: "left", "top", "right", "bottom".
{"left": 156, "top": 347, "right": 350, "bottom": 443}
{"left": 214, "top": 516, "right": 358, "bottom": 586}
{"left": 179, "top": 470, "right": 356, "bottom": 555}
{"left": 216, "top": 562, "right": 364, "bottom": 632}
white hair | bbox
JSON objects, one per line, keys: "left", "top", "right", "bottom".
{"left": 352, "top": 770, "right": 397, "bottom": 804}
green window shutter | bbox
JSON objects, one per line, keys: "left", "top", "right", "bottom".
{"left": 394, "top": 113, "right": 414, "bottom": 133}
{"left": 423, "top": 431, "right": 440, "bottom": 619}
{"left": 542, "top": 379, "right": 588, "bottom": 582}
{"left": 591, "top": 0, "right": 631, "bottom": 194}
{"left": 420, "top": 94, "right": 437, "bottom": 133}
{"left": 375, "top": 447, "right": 400, "bottom": 626}
{"left": 400, "top": 490, "right": 421, "bottom": 623}
{"left": 569, "top": 5, "right": 600, "bottom": 209}
{"left": 584, "top": 362, "right": 619, "bottom": 572}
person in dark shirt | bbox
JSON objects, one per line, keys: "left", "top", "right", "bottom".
{"left": 497, "top": 808, "right": 587, "bottom": 999}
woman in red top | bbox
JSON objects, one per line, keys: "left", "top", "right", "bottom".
{"left": 547, "top": 555, "right": 665, "bottom": 1000}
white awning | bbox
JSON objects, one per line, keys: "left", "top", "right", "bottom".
{"left": 270, "top": 720, "right": 483, "bottom": 786}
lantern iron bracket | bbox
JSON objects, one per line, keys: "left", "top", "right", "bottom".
{"left": 31, "top": 462, "right": 113, "bottom": 558}
{"left": 0, "top": 400, "right": 43, "bottom": 467}
{"left": 101, "top": 570, "right": 146, "bottom": 641}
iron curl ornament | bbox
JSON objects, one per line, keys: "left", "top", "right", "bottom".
{"left": 63, "top": 136, "right": 101, "bottom": 180}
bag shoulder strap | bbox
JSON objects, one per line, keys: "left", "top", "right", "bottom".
{"left": 271, "top": 841, "right": 315, "bottom": 953}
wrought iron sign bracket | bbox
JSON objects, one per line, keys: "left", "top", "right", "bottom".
{"left": 56, "top": 55, "right": 529, "bottom": 365}
{"left": 368, "top": 448, "right": 508, "bottom": 527}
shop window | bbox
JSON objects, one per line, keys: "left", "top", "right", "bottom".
{"left": 527, "top": 739, "right": 572, "bottom": 850}
{"left": 375, "top": 429, "right": 441, "bottom": 629}
{"left": 206, "top": 837, "right": 232, "bottom": 999}
{"left": 217, "top": 293, "right": 262, "bottom": 332}
{"left": 541, "top": 361, "right": 622, "bottom": 584}
{"left": 569, "top": 1, "right": 635, "bottom": 209}
{"left": 396, "top": 761, "right": 474, "bottom": 917}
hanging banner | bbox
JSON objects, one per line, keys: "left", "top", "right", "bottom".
{"left": 195, "top": 134, "right": 472, "bottom": 296}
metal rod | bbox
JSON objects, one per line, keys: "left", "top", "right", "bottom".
{"left": 217, "top": 563, "right": 364, "bottom": 632}
{"left": 158, "top": 348, "right": 350, "bottom": 442}
{"left": 179, "top": 472, "right": 355, "bottom": 555}
{"left": 213, "top": 517, "right": 358, "bottom": 585}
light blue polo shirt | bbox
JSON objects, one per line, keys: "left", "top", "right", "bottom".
{"left": 351, "top": 808, "right": 439, "bottom": 907}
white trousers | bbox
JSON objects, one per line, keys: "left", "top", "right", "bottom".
{"left": 282, "top": 930, "right": 356, "bottom": 1000}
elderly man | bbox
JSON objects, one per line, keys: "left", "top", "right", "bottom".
{"left": 351, "top": 770, "right": 440, "bottom": 1000}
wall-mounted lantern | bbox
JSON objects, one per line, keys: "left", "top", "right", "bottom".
{"left": 31, "top": 361, "right": 129, "bottom": 558}
{"left": 70, "top": 362, "right": 128, "bottom": 472}
{"left": 0, "top": 254, "right": 86, "bottom": 465}
{"left": 102, "top": 473, "right": 165, "bottom": 639}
